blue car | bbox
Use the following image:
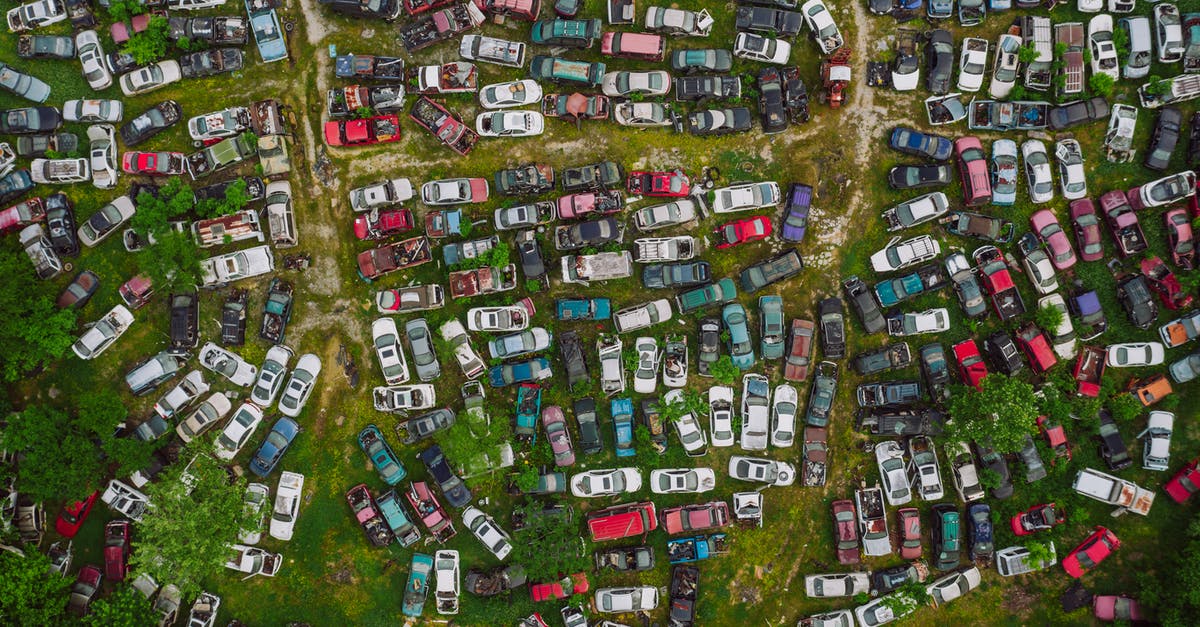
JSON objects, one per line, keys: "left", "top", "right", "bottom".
{"left": 378, "top": 489, "right": 422, "bottom": 547}
{"left": 927, "top": 0, "right": 952, "bottom": 18}
{"left": 722, "top": 303, "right": 755, "bottom": 370}
{"left": 967, "top": 503, "right": 994, "bottom": 561}
{"left": 358, "top": 424, "right": 407, "bottom": 485}
{"left": 418, "top": 444, "right": 472, "bottom": 508}
{"left": 401, "top": 553, "right": 434, "bottom": 618}
{"left": 988, "top": 0, "right": 1009, "bottom": 9}
{"left": 488, "top": 357, "right": 552, "bottom": 387}
{"left": 246, "top": 0, "right": 288, "bottom": 63}
{"left": 612, "top": 397, "right": 635, "bottom": 458}
{"left": 556, "top": 297, "right": 611, "bottom": 320}
{"left": 889, "top": 126, "right": 954, "bottom": 161}
{"left": 248, "top": 416, "right": 300, "bottom": 477}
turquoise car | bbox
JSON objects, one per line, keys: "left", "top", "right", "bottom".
{"left": 722, "top": 303, "right": 755, "bottom": 370}
{"left": 402, "top": 553, "right": 434, "bottom": 617}
{"left": 357, "top": 424, "right": 406, "bottom": 485}
{"left": 612, "top": 397, "right": 635, "bottom": 458}
{"left": 556, "top": 297, "right": 611, "bottom": 320}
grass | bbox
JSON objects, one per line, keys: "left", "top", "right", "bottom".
{"left": 6, "top": 0, "right": 1200, "bottom": 625}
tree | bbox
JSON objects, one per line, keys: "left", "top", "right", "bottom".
{"left": 83, "top": 585, "right": 158, "bottom": 627}
{"left": 1089, "top": 73, "right": 1115, "bottom": 98}
{"left": 123, "top": 15, "right": 170, "bottom": 65}
{"left": 945, "top": 375, "right": 1039, "bottom": 454}
{"left": 1036, "top": 379, "right": 1073, "bottom": 426}
{"left": 1017, "top": 42, "right": 1040, "bottom": 64}
{"left": 196, "top": 178, "right": 249, "bottom": 219}
{"left": 708, "top": 355, "right": 739, "bottom": 385}
{"left": 1022, "top": 541, "right": 1054, "bottom": 569}
{"left": 75, "top": 389, "right": 127, "bottom": 437}
{"left": 105, "top": 0, "right": 145, "bottom": 21}
{"left": 1108, "top": 392, "right": 1142, "bottom": 422}
{"left": 3, "top": 406, "right": 100, "bottom": 502}
{"left": 102, "top": 437, "right": 159, "bottom": 478}
{"left": 0, "top": 548, "right": 71, "bottom": 624}
{"left": 1138, "top": 511, "right": 1200, "bottom": 626}
{"left": 0, "top": 246, "right": 77, "bottom": 382}
{"left": 131, "top": 179, "right": 193, "bottom": 237}
{"left": 136, "top": 229, "right": 203, "bottom": 291}
{"left": 508, "top": 501, "right": 590, "bottom": 582}
{"left": 133, "top": 446, "right": 254, "bottom": 596}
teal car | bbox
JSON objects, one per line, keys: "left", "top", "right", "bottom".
{"left": 402, "top": 553, "right": 434, "bottom": 617}
{"left": 556, "top": 297, "right": 611, "bottom": 320}
{"left": 759, "top": 295, "right": 785, "bottom": 360}
{"left": 722, "top": 303, "right": 755, "bottom": 370}
{"left": 612, "top": 397, "right": 635, "bottom": 458}
{"left": 357, "top": 424, "right": 406, "bottom": 485}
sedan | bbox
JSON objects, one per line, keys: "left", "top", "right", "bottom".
{"left": 251, "top": 345, "right": 292, "bottom": 409}
{"left": 887, "top": 164, "right": 952, "bottom": 190}
{"left": 248, "top": 416, "right": 300, "bottom": 477}
{"left": 421, "top": 178, "right": 489, "bottom": 205}
{"left": 121, "top": 151, "right": 186, "bottom": 176}
{"left": 67, "top": 565, "right": 102, "bottom": 616}
{"left": 771, "top": 384, "right": 798, "bottom": 447}
{"left": 1145, "top": 106, "right": 1182, "bottom": 171}
{"left": 601, "top": 71, "right": 671, "bottom": 97}
{"left": 722, "top": 303, "right": 755, "bottom": 370}
{"left": 890, "top": 126, "right": 953, "bottom": 160}
{"left": 1167, "top": 208, "right": 1198, "bottom": 272}
{"left": 784, "top": 319, "right": 815, "bottom": 381}
{"left": 214, "top": 402, "right": 264, "bottom": 461}
{"left": 801, "top": 0, "right": 843, "bottom": 54}
{"left": 200, "top": 342, "right": 257, "bottom": 386}
{"left": 119, "top": 60, "right": 181, "bottom": 97}
{"left": 1156, "top": 3, "right": 1184, "bottom": 63}
{"left": 897, "top": 508, "right": 923, "bottom": 559}
{"left": 487, "top": 328, "right": 550, "bottom": 360}
{"left": 270, "top": 472, "right": 304, "bottom": 541}
{"left": 649, "top": 468, "right": 717, "bottom": 494}
{"left": 1106, "top": 342, "right": 1165, "bottom": 367}
{"left": 278, "top": 353, "right": 321, "bottom": 417}
{"left": 990, "top": 139, "right": 1018, "bottom": 205}
{"left": 478, "top": 80, "right": 543, "bottom": 109}
{"left": 713, "top": 215, "right": 772, "bottom": 248}
{"left": 804, "top": 573, "right": 870, "bottom": 598}
{"left": 418, "top": 444, "right": 472, "bottom": 508}
{"left": 120, "top": 100, "right": 181, "bottom": 147}
{"left": 570, "top": 468, "right": 642, "bottom": 498}
{"left": 708, "top": 385, "right": 736, "bottom": 447}
{"left": 687, "top": 107, "right": 753, "bottom": 136}
{"left": 728, "top": 456, "right": 796, "bottom": 486}
{"left": 543, "top": 405, "right": 575, "bottom": 467}
{"left": 594, "top": 587, "right": 659, "bottom": 614}
{"left": 1063, "top": 526, "right": 1119, "bottom": 578}
{"left": 1089, "top": 15, "right": 1120, "bottom": 80}
{"left": 926, "top": 567, "right": 982, "bottom": 607}
{"left": 613, "top": 101, "right": 672, "bottom": 127}
{"left": 77, "top": 195, "right": 135, "bottom": 247}
{"left": 372, "top": 318, "right": 409, "bottom": 385}
{"left": 1022, "top": 139, "right": 1054, "bottom": 203}
{"left": 1030, "top": 209, "right": 1077, "bottom": 271}
{"left": 1055, "top": 139, "right": 1087, "bottom": 201}
{"left": 957, "top": 38, "right": 988, "bottom": 92}
{"left": 870, "top": 235, "right": 941, "bottom": 273}
{"left": 462, "top": 507, "right": 513, "bottom": 560}
{"left": 670, "top": 48, "right": 732, "bottom": 73}
{"left": 876, "top": 441, "right": 912, "bottom": 506}
{"left": 176, "top": 393, "right": 233, "bottom": 443}
{"left": 405, "top": 318, "right": 441, "bottom": 381}
{"left": 924, "top": 29, "right": 954, "bottom": 95}
{"left": 76, "top": 30, "right": 112, "bottom": 90}
{"left": 1069, "top": 198, "right": 1104, "bottom": 262}
{"left": 712, "top": 181, "right": 780, "bottom": 213}
{"left": 733, "top": 32, "right": 791, "bottom": 64}
{"left": 633, "top": 200, "right": 696, "bottom": 231}
{"left": 62, "top": 99, "right": 122, "bottom": 122}
{"left": 1138, "top": 170, "right": 1196, "bottom": 209}
{"left": 831, "top": 500, "right": 860, "bottom": 565}
{"left": 990, "top": 33, "right": 1020, "bottom": 98}
{"left": 476, "top": 111, "right": 544, "bottom": 137}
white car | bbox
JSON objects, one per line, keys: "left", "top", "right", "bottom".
{"left": 199, "top": 245, "right": 276, "bottom": 287}
{"left": 1021, "top": 139, "right": 1055, "bottom": 204}
{"left": 421, "top": 178, "right": 489, "bottom": 205}
{"left": 77, "top": 194, "right": 135, "bottom": 247}
{"left": 957, "top": 38, "right": 989, "bottom": 92}
{"left": 633, "top": 200, "right": 697, "bottom": 231}
{"left": 613, "top": 101, "right": 673, "bottom": 127}
{"left": 475, "top": 111, "right": 544, "bottom": 138}
{"left": 990, "top": 33, "right": 1021, "bottom": 99}
{"left": 153, "top": 369, "right": 209, "bottom": 420}
{"left": 468, "top": 305, "right": 531, "bottom": 333}
{"left": 199, "top": 342, "right": 258, "bottom": 386}
{"left": 633, "top": 337, "right": 659, "bottom": 395}
{"left": 87, "top": 124, "right": 118, "bottom": 190}
{"left": 1055, "top": 139, "right": 1087, "bottom": 200}
{"left": 770, "top": 384, "right": 798, "bottom": 447}
{"left": 251, "top": 345, "right": 293, "bottom": 409}
{"left": 441, "top": 319, "right": 486, "bottom": 379}
{"left": 801, "top": 0, "right": 843, "bottom": 54}
{"left": 884, "top": 192, "right": 949, "bottom": 230}
{"left": 76, "top": 30, "right": 112, "bottom": 91}
{"left": 661, "top": 337, "right": 687, "bottom": 388}
{"left": 1142, "top": 410, "right": 1175, "bottom": 471}
{"left": 728, "top": 456, "right": 796, "bottom": 486}
{"left": 1106, "top": 342, "right": 1166, "bottom": 367}
{"left": 1038, "top": 294, "right": 1078, "bottom": 360}
{"left": 708, "top": 386, "right": 736, "bottom": 448}
{"left": 101, "top": 479, "right": 149, "bottom": 521}
{"left": 594, "top": 587, "right": 659, "bottom": 614}
{"left": 888, "top": 308, "right": 950, "bottom": 337}
{"left": 1022, "top": 248, "right": 1059, "bottom": 296}
{"left": 434, "top": 550, "right": 460, "bottom": 615}
{"left": 601, "top": 71, "right": 671, "bottom": 98}
{"left": 372, "top": 318, "right": 410, "bottom": 385}
{"left": 239, "top": 482, "right": 269, "bottom": 545}
{"left": 740, "top": 374, "right": 770, "bottom": 451}
{"left": 649, "top": 468, "right": 717, "bottom": 494}
{"left": 908, "top": 436, "right": 944, "bottom": 500}
{"left": 875, "top": 440, "right": 912, "bottom": 506}
{"left": 946, "top": 441, "right": 985, "bottom": 502}
{"left": 478, "top": 80, "right": 543, "bottom": 109}
{"left": 1088, "top": 15, "right": 1121, "bottom": 80}
{"left": 570, "top": 468, "right": 642, "bottom": 498}
{"left": 214, "top": 402, "right": 265, "bottom": 461}
{"left": 348, "top": 178, "right": 413, "bottom": 212}
{"left": 278, "top": 353, "right": 321, "bottom": 417}
{"left": 462, "top": 507, "right": 513, "bottom": 560}
{"left": 63, "top": 99, "right": 123, "bottom": 123}
{"left": 374, "top": 384, "right": 436, "bottom": 411}
{"left": 666, "top": 388, "right": 707, "bottom": 456}
{"left": 175, "top": 392, "right": 233, "bottom": 443}
{"left": 804, "top": 573, "right": 871, "bottom": 598}
{"left": 870, "top": 235, "right": 941, "bottom": 273}
{"left": 1078, "top": 0, "right": 1102, "bottom": 11}
{"left": 733, "top": 32, "right": 791, "bottom": 64}
{"left": 71, "top": 304, "right": 134, "bottom": 360}
{"left": 1155, "top": 3, "right": 1184, "bottom": 63}
{"left": 269, "top": 471, "right": 304, "bottom": 541}
{"left": 927, "top": 567, "right": 982, "bottom": 607}
{"left": 711, "top": 181, "right": 780, "bottom": 213}
{"left": 119, "top": 60, "right": 182, "bottom": 97}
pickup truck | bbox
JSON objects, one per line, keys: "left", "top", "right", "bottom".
{"left": 561, "top": 251, "right": 633, "bottom": 284}
{"left": 973, "top": 245, "right": 1025, "bottom": 320}
{"left": 802, "top": 426, "right": 828, "bottom": 487}
{"left": 852, "top": 343, "right": 912, "bottom": 376}
{"left": 529, "top": 55, "right": 605, "bottom": 87}
{"left": 634, "top": 236, "right": 695, "bottom": 262}
{"left": 674, "top": 75, "right": 741, "bottom": 102}
{"left": 873, "top": 263, "right": 948, "bottom": 307}
{"left": 459, "top": 35, "right": 526, "bottom": 68}
{"left": 967, "top": 100, "right": 1050, "bottom": 131}
{"left": 356, "top": 236, "right": 433, "bottom": 281}
{"left": 30, "top": 157, "right": 88, "bottom": 184}
{"left": 168, "top": 16, "right": 247, "bottom": 44}
{"left": 186, "top": 134, "right": 256, "bottom": 180}
{"left": 1072, "top": 467, "right": 1154, "bottom": 516}
{"left": 739, "top": 250, "right": 803, "bottom": 293}
{"left": 399, "top": 2, "right": 484, "bottom": 52}
{"left": 407, "top": 62, "right": 477, "bottom": 94}
{"left": 855, "top": 487, "right": 891, "bottom": 557}
{"left": 666, "top": 534, "right": 727, "bottom": 564}
{"left": 259, "top": 278, "right": 293, "bottom": 344}
{"left": 327, "top": 85, "right": 406, "bottom": 117}
{"left": 856, "top": 380, "right": 922, "bottom": 408}
{"left": 409, "top": 96, "right": 478, "bottom": 156}
{"left": 334, "top": 54, "right": 406, "bottom": 81}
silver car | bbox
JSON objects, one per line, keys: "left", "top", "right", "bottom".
{"left": 251, "top": 345, "right": 293, "bottom": 408}
{"left": 405, "top": 318, "right": 441, "bottom": 382}
{"left": 278, "top": 353, "right": 321, "bottom": 418}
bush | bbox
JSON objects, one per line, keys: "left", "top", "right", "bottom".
{"left": 123, "top": 16, "right": 170, "bottom": 65}
{"left": 1089, "top": 73, "right": 1115, "bottom": 98}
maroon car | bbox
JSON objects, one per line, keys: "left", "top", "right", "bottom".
{"left": 831, "top": 499, "right": 859, "bottom": 565}
{"left": 1099, "top": 190, "right": 1147, "bottom": 257}
{"left": 783, "top": 319, "right": 814, "bottom": 381}
{"left": 1068, "top": 198, "right": 1103, "bottom": 262}
{"left": 542, "top": 405, "right": 575, "bottom": 467}
{"left": 66, "top": 564, "right": 102, "bottom": 616}
{"left": 1165, "top": 208, "right": 1195, "bottom": 270}
{"left": 103, "top": 520, "right": 131, "bottom": 581}
{"left": 896, "top": 507, "right": 922, "bottom": 559}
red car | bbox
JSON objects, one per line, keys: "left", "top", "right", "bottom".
{"left": 1063, "top": 526, "right": 1119, "bottom": 578}
{"left": 1015, "top": 322, "right": 1057, "bottom": 374}
{"left": 1165, "top": 457, "right": 1200, "bottom": 503}
{"left": 831, "top": 499, "right": 859, "bottom": 565}
{"left": 66, "top": 564, "right": 102, "bottom": 616}
{"left": 353, "top": 208, "right": 414, "bottom": 240}
{"left": 1036, "top": 416, "right": 1072, "bottom": 464}
{"left": 556, "top": 190, "right": 622, "bottom": 219}
{"left": 713, "top": 215, "right": 772, "bottom": 249}
{"left": 627, "top": 170, "right": 690, "bottom": 197}
{"left": 1093, "top": 595, "right": 1144, "bottom": 622}
{"left": 952, "top": 339, "right": 989, "bottom": 390}
{"left": 661, "top": 501, "right": 730, "bottom": 535}
{"left": 55, "top": 491, "right": 99, "bottom": 538}
{"left": 1141, "top": 256, "right": 1194, "bottom": 310}
{"left": 324, "top": 114, "right": 401, "bottom": 147}
{"left": 1011, "top": 503, "right": 1066, "bottom": 536}
{"left": 1069, "top": 198, "right": 1104, "bottom": 262}
{"left": 1165, "top": 208, "right": 1195, "bottom": 270}
{"left": 1030, "top": 208, "right": 1077, "bottom": 271}
{"left": 783, "top": 319, "right": 814, "bottom": 381}
{"left": 103, "top": 520, "right": 132, "bottom": 581}
{"left": 896, "top": 507, "right": 922, "bottom": 560}
{"left": 121, "top": 151, "right": 186, "bottom": 176}
{"left": 529, "top": 572, "right": 588, "bottom": 602}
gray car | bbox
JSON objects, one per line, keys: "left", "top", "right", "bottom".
{"left": 574, "top": 398, "right": 602, "bottom": 455}
{"left": 0, "top": 62, "right": 50, "bottom": 103}
{"left": 405, "top": 318, "right": 441, "bottom": 382}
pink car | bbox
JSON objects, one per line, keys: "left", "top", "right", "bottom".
{"left": 1030, "top": 209, "right": 1077, "bottom": 270}
{"left": 954, "top": 136, "right": 992, "bottom": 207}
{"left": 1068, "top": 198, "right": 1103, "bottom": 262}
{"left": 542, "top": 405, "right": 575, "bottom": 467}
{"left": 1165, "top": 208, "right": 1195, "bottom": 270}
{"left": 1093, "top": 595, "right": 1143, "bottom": 622}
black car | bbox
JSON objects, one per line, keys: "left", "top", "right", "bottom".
{"left": 966, "top": 503, "right": 993, "bottom": 562}
{"left": 1116, "top": 274, "right": 1158, "bottom": 330}
{"left": 855, "top": 407, "right": 945, "bottom": 436}
{"left": 418, "top": 444, "right": 472, "bottom": 508}
{"left": 919, "top": 342, "right": 950, "bottom": 403}
{"left": 670, "top": 49, "right": 733, "bottom": 73}
{"left": 495, "top": 163, "right": 555, "bottom": 196}
{"left": 924, "top": 29, "right": 954, "bottom": 95}
{"left": 842, "top": 275, "right": 886, "bottom": 334}
{"left": 757, "top": 67, "right": 788, "bottom": 135}
{"left": 972, "top": 442, "right": 1013, "bottom": 499}
{"left": 683, "top": 320, "right": 714, "bottom": 379}
{"left": 1097, "top": 408, "right": 1132, "bottom": 471}
{"left": 119, "top": 100, "right": 182, "bottom": 147}
{"left": 817, "top": 297, "right": 846, "bottom": 359}
{"left": 594, "top": 545, "right": 655, "bottom": 572}
{"left": 317, "top": 0, "right": 401, "bottom": 20}
{"left": 1146, "top": 106, "right": 1183, "bottom": 171}
{"left": 44, "top": 193, "right": 79, "bottom": 257}
{"left": 554, "top": 216, "right": 623, "bottom": 250}
{"left": 687, "top": 107, "right": 753, "bottom": 136}
{"left": 0, "top": 170, "right": 34, "bottom": 204}
{"left": 0, "top": 106, "right": 61, "bottom": 134}
{"left": 735, "top": 6, "right": 803, "bottom": 37}
{"left": 220, "top": 289, "right": 248, "bottom": 346}
{"left": 402, "top": 408, "right": 455, "bottom": 444}
{"left": 983, "top": 331, "right": 1024, "bottom": 375}
{"left": 194, "top": 176, "right": 266, "bottom": 204}
{"left": 871, "top": 564, "right": 924, "bottom": 596}
{"left": 15, "top": 131, "right": 77, "bottom": 158}
{"left": 887, "top": 164, "right": 953, "bottom": 189}
{"left": 167, "top": 291, "right": 199, "bottom": 352}
{"left": 1189, "top": 111, "right": 1200, "bottom": 166}
{"left": 560, "top": 160, "right": 622, "bottom": 193}
{"left": 1047, "top": 96, "right": 1109, "bottom": 131}
{"left": 674, "top": 75, "right": 742, "bottom": 102}
{"left": 930, "top": 503, "right": 960, "bottom": 571}
{"left": 517, "top": 229, "right": 546, "bottom": 281}
{"left": 105, "top": 52, "right": 141, "bottom": 77}
{"left": 642, "top": 261, "right": 711, "bottom": 289}
{"left": 573, "top": 397, "right": 602, "bottom": 455}
{"left": 179, "top": 48, "right": 243, "bottom": 79}
{"left": 559, "top": 330, "right": 589, "bottom": 391}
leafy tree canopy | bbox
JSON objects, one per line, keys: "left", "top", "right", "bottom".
{"left": 4, "top": 405, "right": 100, "bottom": 502}
{"left": 0, "top": 245, "right": 77, "bottom": 381}
{"left": 509, "top": 501, "right": 590, "bottom": 582}
{"left": 123, "top": 15, "right": 170, "bottom": 65}
{"left": 83, "top": 585, "right": 158, "bottom": 627}
{"left": 0, "top": 547, "right": 71, "bottom": 625}
{"left": 136, "top": 229, "right": 203, "bottom": 292}
{"left": 946, "top": 375, "right": 1039, "bottom": 454}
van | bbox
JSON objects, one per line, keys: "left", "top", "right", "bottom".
{"left": 1021, "top": 16, "right": 1052, "bottom": 91}
{"left": 192, "top": 210, "right": 264, "bottom": 248}
{"left": 587, "top": 501, "right": 656, "bottom": 541}
{"left": 600, "top": 32, "right": 665, "bottom": 61}
{"left": 1118, "top": 17, "right": 1152, "bottom": 79}
{"left": 125, "top": 350, "right": 188, "bottom": 396}
{"left": 995, "top": 543, "right": 1055, "bottom": 576}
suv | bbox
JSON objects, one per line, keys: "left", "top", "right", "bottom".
{"left": 167, "top": 291, "right": 199, "bottom": 351}
{"left": 817, "top": 297, "right": 845, "bottom": 359}
{"left": 930, "top": 504, "right": 961, "bottom": 571}
{"left": 739, "top": 250, "right": 803, "bottom": 293}
{"left": 573, "top": 398, "right": 601, "bottom": 455}
{"left": 843, "top": 276, "right": 886, "bottom": 334}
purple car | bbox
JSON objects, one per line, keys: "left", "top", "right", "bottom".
{"left": 543, "top": 405, "right": 576, "bottom": 467}
{"left": 780, "top": 183, "right": 811, "bottom": 243}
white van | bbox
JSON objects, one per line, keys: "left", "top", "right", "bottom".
{"left": 1022, "top": 16, "right": 1053, "bottom": 91}
{"left": 995, "top": 543, "right": 1056, "bottom": 576}
{"left": 1118, "top": 17, "right": 1152, "bottom": 79}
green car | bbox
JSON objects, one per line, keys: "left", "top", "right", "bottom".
{"left": 931, "top": 503, "right": 961, "bottom": 571}
{"left": 676, "top": 277, "right": 737, "bottom": 314}
{"left": 759, "top": 295, "right": 785, "bottom": 360}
